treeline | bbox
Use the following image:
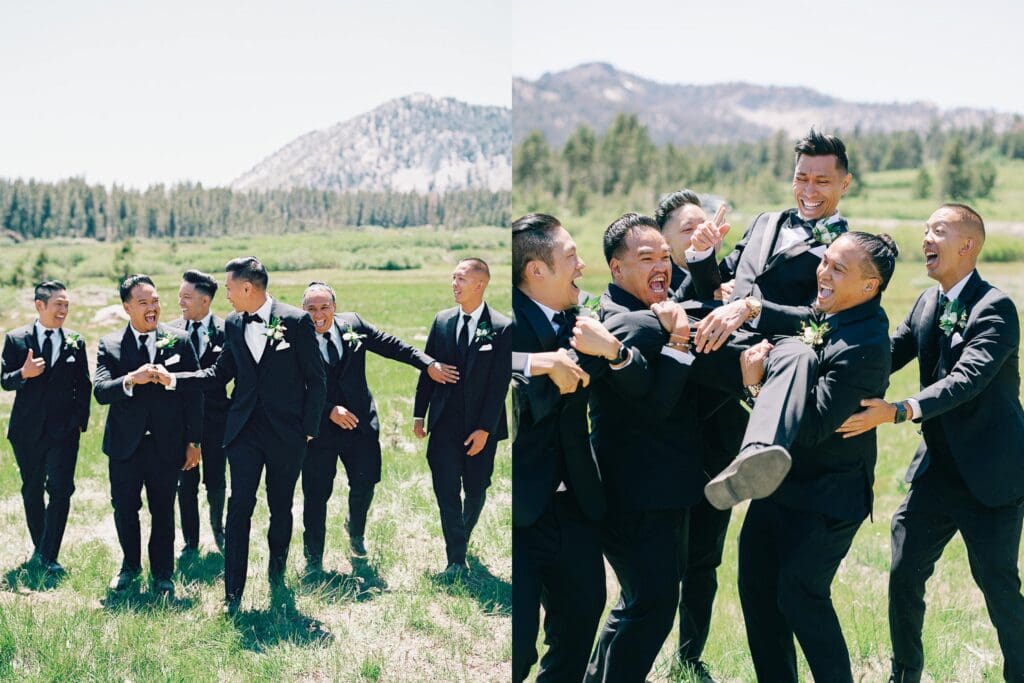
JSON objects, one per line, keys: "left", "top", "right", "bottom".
{"left": 514, "top": 114, "right": 1024, "bottom": 213}
{"left": 0, "top": 180, "right": 510, "bottom": 241}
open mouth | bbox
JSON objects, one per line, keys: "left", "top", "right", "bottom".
{"left": 924, "top": 247, "right": 939, "bottom": 270}
{"left": 800, "top": 199, "right": 824, "bottom": 215}
{"left": 144, "top": 312, "right": 158, "bottom": 325}
{"left": 649, "top": 273, "right": 667, "bottom": 296}
{"left": 817, "top": 284, "right": 834, "bottom": 306}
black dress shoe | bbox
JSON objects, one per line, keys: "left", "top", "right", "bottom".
{"left": 153, "top": 578, "right": 175, "bottom": 599}
{"left": 213, "top": 530, "right": 226, "bottom": 554}
{"left": 677, "top": 659, "right": 715, "bottom": 683}
{"left": 443, "top": 562, "right": 469, "bottom": 583}
{"left": 222, "top": 596, "right": 240, "bottom": 617}
{"left": 109, "top": 567, "right": 142, "bottom": 592}
{"left": 304, "top": 555, "right": 323, "bottom": 575}
{"left": 268, "top": 556, "right": 287, "bottom": 586}
{"left": 177, "top": 545, "right": 199, "bottom": 562}
{"left": 349, "top": 536, "right": 368, "bottom": 558}
{"left": 704, "top": 444, "right": 792, "bottom": 510}
{"left": 44, "top": 560, "right": 67, "bottom": 577}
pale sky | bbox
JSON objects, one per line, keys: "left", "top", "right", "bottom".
{"left": 0, "top": 0, "right": 512, "bottom": 188}
{"left": 513, "top": 0, "right": 1024, "bottom": 114}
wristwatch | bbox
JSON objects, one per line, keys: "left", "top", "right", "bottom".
{"left": 893, "top": 401, "right": 908, "bottom": 424}
{"left": 610, "top": 342, "right": 630, "bottom": 365}
{"left": 743, "top": 382, "right": 762, "bottom": 408}
{"left": 743, "top": 297, "right": 763, "bottom": 321}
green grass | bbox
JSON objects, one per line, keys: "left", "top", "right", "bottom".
{"left": 523, "top": 202, "right": 1024, "bottom": 682}
{"left": 0, "top": 227, "right": 511, "bottom": 681}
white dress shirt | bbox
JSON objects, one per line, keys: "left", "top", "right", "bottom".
{"left": 456, "top": 302, "right": 486, "bottom": 346}
{"left": 318, "top": 321, "right": 344, "bottom": 364}
{"left": 244, "top": 297, "right": 274, "bottom": 364}
{"left": 34, "top": 321, "right": 63, "bottom": 366}
{"left": 186, "top": 312, "right": 213, "bottom": 358}
{"left": 122, "top": 324, "right": 158, "bottom": 396}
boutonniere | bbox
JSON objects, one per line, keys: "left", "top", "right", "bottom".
{"left": 573, "top": 293, "right": 602, "bottom": 318}
{"left": 341, "top": 324, "right": 366, "bottom": 351}
{"left": 798, "top": 320, "right": 831, "bottom": 347}
{"left": 155, "top": 332, "right": 179, "bottom": 350}
{"left": 810, "top": 214, "right": 847, "bottom": 246}
{"left": 64, "top": 332, "right": 84, "bottom": 350}
{"left": 263, "top": 316, "right": 287, "bottom": 343}
{"left": 938, "top": 298, "right": 968, "bottom": 337}
{"left": 474, "top": 321, "right": 495, "bottom": 343}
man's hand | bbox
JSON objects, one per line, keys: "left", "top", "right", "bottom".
{"left": 570, "top": 316, "right": 621, "bottom": 360}
{"left": 428, "top": 361, "right": 460, "bottom": 384}
{"left": 20, "top": 349, "right": 46, "bottom": 379}
{"left": 128, "top": 364, "right": 156, "bottom": 386}
{"left": 413, "top": 418, "right": 426, "bottom": 439}
{"left": 715, "top": 280, "right": 736, "bottom": 302}
{"left": 529, "top": 349, "right": 589, "bottom": 394}
{"left": 464, "top": 429, "right": 489, "bottom": 456}
{"left": 650, "top": 301, "right": 691, "bottom": 341}
{"left": 690, "top": 219, "right": 731, "bottom": 253}
{"left": 740, "top": 340, "right": 772, "bottom": 386}
{"left": 329, "top": 405, "right": 359, "bottom": 430}
{"left": 183, "top": 443, "right": 201, "bottom": 471}
{"left": 836, "top": 398, "right": 897, "bottom": 438}
{"left": 150, "top": 364, "right": 173, "bottom": 386}
{"left": 694, "top": 300, "right": 748, "bottom": 353}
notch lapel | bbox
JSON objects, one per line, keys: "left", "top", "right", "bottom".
{"left": 464, "top": 305, "right": 491, "bottom": 379}
{"left": 755, "top": 211, "right": 785, "bottom": 274}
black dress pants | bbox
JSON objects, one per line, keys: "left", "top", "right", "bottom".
{"left": 513, "top": 493, "right": 605, "bottom": 683}
{"left": 177, "top": 420, "right": 227, "bottom": 547}
{"left": 11, "top": 433, "right": 79, "bottom": 563}
{"left": 738, "top": 498, "right": 861, "bottom": 683}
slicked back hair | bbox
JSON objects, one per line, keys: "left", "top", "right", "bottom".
{"left": 182, "top": 269, "right": 218, "bottom": 298}
{"left": 225, "top": 256, "right": 269, "bottom": 290}
{"left": 654, "top": 189, "right": 701, "bottom": 230}
{"left": 119, "top": 274, "right": 155, "bottom": 303}
{"left": 603, "top": 212, "right": 660, "bottom": 264}
{"left": 795, "top": 128, "right": 849, "bottom": 174}
{"left": 34, "top": 280, "right": 67, "bottom": 304}
{"left": 512, "top": 213, "right": 562, "bottom": 286}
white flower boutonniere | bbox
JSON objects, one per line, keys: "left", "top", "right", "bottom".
{"left": 810, "top": 214, "right": 847, "bottom": 245}
{"left": 939, "top": 298, "right": 968, "bottom": 337}
{"left": 64, "top": 332, "right": 84, "bottom": 350}
{"left": 574, "top": 293, "right": 602, "bottom": 318}
{"left": 474, "top": 321, "right": 495, "bottom": 344}
{"left": 341, "top": 324, "right": 366, "bottom": 351}
{"left": 798, "top": 320, "right": 831, "bottom": 347}
{"left": 263, "top": 316, "right": 287, "bottom": 343}
{"left": 155, "top": 332, "right": 179, "bottom": 350}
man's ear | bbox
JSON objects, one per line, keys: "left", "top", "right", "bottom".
{"left": 609, "top": 257, "right": 622, "bottom": 280}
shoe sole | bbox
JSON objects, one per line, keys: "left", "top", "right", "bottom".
{"left": 704, "top": 446, "right": 792, "bottom": 510}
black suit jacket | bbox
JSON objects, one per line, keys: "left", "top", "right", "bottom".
{"left": 175, "top": 299, "right": 327, "bottom": 449}
{"left": 511, "top": 287, "right": 649, "bottom": 527}
{"left": 771, "top": 298, "right": 891, "bottom": 521}
{"left": 169, "top": 316, "right": 231, "bottom": 425}
{"left": 414, "top": 304, "right": 511, "bottom": 440}
{"left": 94, "top": 324, "right": 202, "bottom": 461}
{"left": 689, "top": 209, "right": 842, "bottom": 336}
{"left": 892, "top": 271, "right": 1024, "bottom": 507}
{"left": 2, "top": 323, "right": 91, "bottom": 441}
{"left": 590, "top": 284, "right": 705, "bottom": 511}
{"left": 316, "top": 312, "right": 433, "bottom": 446}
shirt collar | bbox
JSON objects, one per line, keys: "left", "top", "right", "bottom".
{"left": 940, "top": 271, "right": 974, "bottom": 301}
{"left": 794, "top": 208, "right": 840, "bottom": 223}
{"left": 129, "top": 324, "right": 156, "bottom": 342}
{"left": 529, "top": 297, "right": 560, "bottom": 325}
{"left": 35, "top": 320, "right": 61, "bottom": 340}
{"left": 458, "top": 301, "right": 485, "bottom": 324}
{"left": 254, "top": 296, "right": 274, "bottom": 323}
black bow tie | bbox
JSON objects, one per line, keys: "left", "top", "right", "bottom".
{"left": 243, "top": 312, "right": 264, "bottom": 325}
{"left": 788, "top": 214, "right": 815, "bottom": 231}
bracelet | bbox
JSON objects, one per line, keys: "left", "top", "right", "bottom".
{"left": 666, "top": 341, "right": 691, "bottom": 353}
{"left": 742, "top": 382, "right": 762, "bottom": 408}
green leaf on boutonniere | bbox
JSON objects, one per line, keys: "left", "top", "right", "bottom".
{"left": 155, "top": 332, "right": 179, "bottom": 350}
{"left": 810, "top": 214, "right": 847, "bottom": 245}
{"left": 64, "top": 332, "right": 84, "bottom": 349}
{"left": 798, "top": 320, "right": 831, "bottom": 347}
{"left": 938, "top": 298, "right": 967, "bottom": 337}
{"left": 263, "top": 316, "right": 287, "bottom": 343}
{"left": 574, "top": 294, "right": 602, "bottom": 318}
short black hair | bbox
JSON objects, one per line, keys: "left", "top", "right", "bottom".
{"left": 654, "top": 189, "right": 701, "bottom": 230}
{"left": 512, "top": 213, "right": 562, "bottom": 286}
{"left": 34, "top": 280, "right": 67, "bottom": 304}
{"left": 841, "top": 231, "right": 900, "bottom": 292}
{"left": 795, "top": 128, "right": 849, "bottom": 174}
{"left": 225, "top": 256, "right": 269, "bottom": 290}
{"left": 939, "top": 202, "right": 986, "bottom": 244}
{"left": 119, "top": 274, "right": 155, "bottom": 303}
{"left": 304, "top": 280, "right": 336, "bottom": 304}
{"left": 603, "top": 212, "right": 660, "bottom": 263}
{"left": 182, "top": 269, "right": 218, "bottom": 298}
{"left": 458, "top": 257, "right": 490, "bottom": 279}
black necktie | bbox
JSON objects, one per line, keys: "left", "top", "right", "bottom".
{"left": 323, "top": 332, "right": 340, "bottom": 366}
{"left": 243, "top": 312, "right": 263, "bottom": 325}
{"left": 41, "top": 330, "right": 53, "bottom": 369}
{"left": 190, "top": 321, "right": 203, "bottom": 356}
{"left": 936, "top": 293, "right": 951, "bottom": 377}
{"left": 138, "top": 334, "right": 152, "bottom": 364}
{"left": 457, "top": 314, "right": 471, "bottom": 358}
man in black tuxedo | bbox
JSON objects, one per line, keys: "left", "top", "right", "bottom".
{"left": 170, "top": 269, "right": 231, "bottom": 555}
{"left": 839, "top": 204, "right": 1024, "bottom": 683}
{"left": 738, "top": 232, "right": 896, "bottom": 683}
{"left": 655, "top": 192, "right": 749, "bottom": 679}
{"left": 584, "top": 214, "right": 704, "bottom": 682}
{"left": 2, "top": 281, "right": 91, "bottom": 575}
{"left": 299, "top": 281, "right": 455, "bottom": 569}
{"left": 511, "top": 213, "right": 649, "bottom": 682}
{"left": 94, "top": 275, "right": 202, "bottom": 597}
{"left": 163, "top": 257, "right": 326, "bottom": 613}
{"left": 413, "top": 258, "right": 511, "bottom": 579}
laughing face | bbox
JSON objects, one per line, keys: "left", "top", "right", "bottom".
{"left": 661, "top": 202, "right": 706, "bottom": 264}
{"left": 303, "top": 289, "right": 336, "bottom": 334}
{"left": 123, "top": 282, "right": 161, "bottom": 333}
{"left": 452, "top": 261, "right": 485, "bottom": 308}
{"left": 923, "top": 207, "right": 974, "bottom": 285}
{"left": 611, "top": 226, "right": 673, "bottom": 307}
{"left": 542, "top": 226, "right": 586, "bottom": 311}
{"left": 35, "top": 289, "right": 69, "bottom": 329}
{"left": 815, "top": 235, "right": 877, "bottom": 314}
{"left": 792, "top": 154, "right": 851, "bottom": 221}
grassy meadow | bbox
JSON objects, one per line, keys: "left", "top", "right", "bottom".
{"left": 0, "top": 227, "right": 511, "bottom": 681}
{"left": 522, "top": 197, "right": 1024, "bottom": 682}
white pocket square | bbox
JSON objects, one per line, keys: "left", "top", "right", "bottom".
{"left": 213, "top": 345, "right": 222, "bottom": 352}
{"left": 65, "top": 356, "right": 76, "bottom": 363}
{"left": 164, "top": 353, "right": 181, "bottom": 366}
{"left": 479, "top": 344, "right": 493, "bottom": 351}
{"left": 951, "top": 332, "right": 965, "bottom": 348}
{"left": 276, "top": 341, "right": 291, "bottom": 351}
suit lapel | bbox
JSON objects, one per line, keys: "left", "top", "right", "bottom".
{"left": 755, "top": 211, "right": 784, "bottom": 274}
{"left": 763, "top": 237, "right": 814, "bottom": 274}
{"left": 464, "top": 305, "right": 491, "bottom": 379}
{"left": 444, "top": 308, "right": 460, "bottom": 360}
{"left": 514, "top": 288, "right": 558, "bottom": 351}
{"left": 234, "top": 315, "right": 258, "bottom": 370}
{"left": 920, "top": 288, "right": 943, "bottom": 380}
{"left": 256, "top": 303, "right": 278, "bottom": 373}
{"left": 334, "top": 315, "right": 356, "bottom": 378}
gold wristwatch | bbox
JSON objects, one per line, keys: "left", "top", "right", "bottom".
{"left": 743, "top": 297, "right": 762, "bottom": 321}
